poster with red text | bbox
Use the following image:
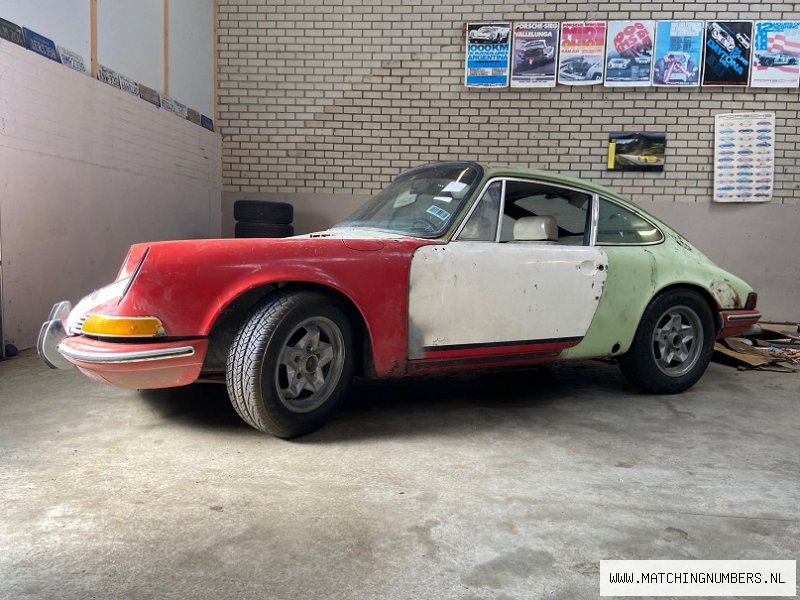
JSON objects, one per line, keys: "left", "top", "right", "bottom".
{"left": 558, "top": 21, "right": 607, "bottom": 85}
{"left": 604, "top": 20, "right": 655, "bottom": 86}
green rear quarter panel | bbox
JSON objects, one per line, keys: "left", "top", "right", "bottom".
{"left": 565, "top": 230, "right": 753, "bottom": 360}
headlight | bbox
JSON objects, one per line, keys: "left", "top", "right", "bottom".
{"left": 81, "top": 314, "right": 165, "bottom": 337}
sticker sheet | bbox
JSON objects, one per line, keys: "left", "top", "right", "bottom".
{"left": 714, "top": 113, "right": 775, "bottom": 203}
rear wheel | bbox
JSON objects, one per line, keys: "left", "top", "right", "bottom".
{"left": 226, "top": 290, "right": 355, "bottom": 437}
{"left": 619, "top": 289, "right": 715, "bottom": 394}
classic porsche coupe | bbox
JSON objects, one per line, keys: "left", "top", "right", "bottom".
{"left": 38, "top": 162, "right": 760, "bottom": 437}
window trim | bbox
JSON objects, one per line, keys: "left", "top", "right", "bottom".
{"left": 594, "top": 195, "right": 665, "bottom": 247}
{"left": 453, "top": 176, "right": 597, "bottom": 244}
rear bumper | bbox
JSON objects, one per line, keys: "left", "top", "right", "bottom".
{"left": 718, "top": 309, "right": 761, "bottom": 339}
{"left": 57, "top": 335, "right": 208, "bottom": 389}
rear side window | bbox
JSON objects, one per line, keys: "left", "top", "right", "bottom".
{"left": 596, "top": 198, "right": 663, "bottom": 245}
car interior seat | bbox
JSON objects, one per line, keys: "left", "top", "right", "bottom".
{"left": 512, "top": 216, "right": 558, "bottom": 243}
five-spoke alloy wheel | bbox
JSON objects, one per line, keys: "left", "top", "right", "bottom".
{"left": 619, "top": 289, "right": 715, "bottom": 394}
{"left": 226, "top": 290, "right": 355, "bottom": 437}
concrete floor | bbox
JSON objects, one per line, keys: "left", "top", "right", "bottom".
{"left": 0, "top": 351, "right": 797, "bottom": 600}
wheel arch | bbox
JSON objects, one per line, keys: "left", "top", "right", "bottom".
{"left": 649, "top": 282, "right": 721, "bottom": 334}
{"left": 202, "top": 281, "right": 375, "bottom": 377}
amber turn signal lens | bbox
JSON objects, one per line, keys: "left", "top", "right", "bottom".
{"left": 81, "top": 314, "right": 165, "bottom": 337}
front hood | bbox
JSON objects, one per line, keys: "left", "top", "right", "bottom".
{"left": 110, "top": 235, "right": 435, "bottom": 336}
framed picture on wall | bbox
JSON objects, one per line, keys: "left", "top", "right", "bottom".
{"left": 465, "top": 23, "right": 512, "bottom": 87}
{"left": 558, "top": 21, "right": 607, "bottom": 85}
{"left": 652, "top": 20, "right": 704, "bottom": 86}
{"left": 604, "top": 20, "right": 655, "bottom": 86}
{"left": 702, "top": 21, "right": 753, "bottom": 86}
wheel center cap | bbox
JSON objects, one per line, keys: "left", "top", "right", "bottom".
{"left": 304, "top": 355, "right": 319, "bottom": 372}
{"left": 671, "top": 334, "right": 682, "bottom": 347}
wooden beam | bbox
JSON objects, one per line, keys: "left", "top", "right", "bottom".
{"left": 213, "top": 0, "right": 219, "bottom": 126}
{"left": 90, "top": 0, "right": 97, "bottom": 78}
{"left": 163, "top": 0, "right": 169, "bottom": 94}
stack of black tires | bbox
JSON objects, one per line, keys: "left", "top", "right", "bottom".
{"left": 234, "top": 200, "right": 294, "bottom": 238}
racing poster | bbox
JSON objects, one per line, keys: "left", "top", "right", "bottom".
{"left": 750, "top": 21, "right": 800, "bottom": 88}
{"left": 558, "top": 21, "right": 607, "bottom": 85}
{"left": 652, "top": 21, "right": 703, "bottom": 86}
{"left": 702, "top": 21, "right": 753, "bottom": 86}
{"left": 511, "top": 22, "right": 559, "bottom": 87}
{"left": 604, "top": 21, "right": 655, "bottom": 86}
{"left": 465, "top": 23, "right": 511, "bottom": 87}
{"left": 713, "top": 113, "right": 775, "bottom": 203}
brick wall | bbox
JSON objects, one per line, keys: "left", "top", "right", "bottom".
{"left": 217, "top": 0, "right": 800, "bottom": 205}
{"left": 216, "top": 1, "right": 800, "bottom": 320}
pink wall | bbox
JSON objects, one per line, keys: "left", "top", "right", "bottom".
{"left": 0, "top": 40, "right": 222, "bottom": 350}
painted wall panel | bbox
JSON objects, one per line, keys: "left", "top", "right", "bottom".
{"left": 169, "top": 0, "right": 214, "bottom": 117}
{"left": 0, "top": 0, "right": 90, "bottom": 62}
{"left": 97, "top": 0, "right": 163, "bottom": 91}
{"left": 0, "top": 40, "right": 221, "bottom": 350}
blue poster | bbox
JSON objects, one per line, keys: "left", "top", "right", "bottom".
{"left": 653, "top": 21, "right": 703, "bottom": 86}
{"left": 465, "top": 23, "right": 511, "bottom": 87}
{"left": 23, "top": 27, "right": 60, "bottom": 63}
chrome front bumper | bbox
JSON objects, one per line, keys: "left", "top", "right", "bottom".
{"left": 37, "top": 301, "right": 74, "bottom": 370}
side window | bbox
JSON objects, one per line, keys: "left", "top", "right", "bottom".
{"left": 500, "top": 181, "right": 591, "bottom": 245}
{"left": 596, "top": 198, "right": 663, "bottom": 245}
{"left": 457, "top": 181, "right": 502, "bottom": 241}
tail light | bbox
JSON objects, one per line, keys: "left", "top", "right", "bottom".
{"left": 744, "top": 292, "right": 758, "bottom": 310}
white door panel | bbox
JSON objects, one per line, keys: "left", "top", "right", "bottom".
{"left": 408, "top": 242, "right": 608, "bottom": 359}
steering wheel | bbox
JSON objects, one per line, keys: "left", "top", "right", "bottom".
{"left": 410, "top": 218, "right": 438, "bottom": 233}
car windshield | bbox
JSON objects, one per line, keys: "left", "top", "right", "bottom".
{"left": 334, "top": 163, "right": 482, "bottom": 238}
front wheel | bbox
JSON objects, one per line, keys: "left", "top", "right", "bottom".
{"left": 618, "top": 289, "right": 715, "bottom": 394}
{"left": 226, "top": 290, "right": 355, "bottom": 437}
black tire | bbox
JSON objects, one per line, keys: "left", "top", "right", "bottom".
{"left": 226, "top": 290, "right": 355, "bottom": 437}
{"left": 234, "top": 200, "right": 293, "bottom": 224}
{"left": 235, "top": 222, "right": 294, "bottom": 238}
{"left": 618, "top": 289, "right": 715, "bottom": 394}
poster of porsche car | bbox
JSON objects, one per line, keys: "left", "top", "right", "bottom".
{"left": 652, "top": 20, "right": 704, "bottom": 86}
{"left": 558, "top": 21, "right": 607, "bottom": 85}
{"left": 511, "top": 22, "right": 559, "bottom": 87}
{"left": 604, "top": 21, "right": 655, "bottom": 86}
{"left": 465, "top": 23, "right": 511, "bottom": 87}
{"left": 713, "top": 113, "right": 775, "bottom": 203}
{"left": 607, "top": 132, "right": 666, "bottom": 172}
{"left": 702, "top": 21, "right": 753, "bottom": 86}
{"left": 750, "top": 21, "right": 800, "bottom": 88}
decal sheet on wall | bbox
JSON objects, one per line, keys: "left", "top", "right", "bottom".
{"left": 465, "top": 23, "right": 511, "bottom": 87}
{"left": 750, "top": 21, "right": 800, "bottom": 88}
{"left": 558, "top": 21, "right": 607, "bottom": 85}
{"left": 510, "top": 22, "right": 559, "bottom": 87}
{"left": 713, "top": 113, "right": 774, "bottom": 203}
{"left": 652, "top": 20, "right": 703, "bottom": 86}
{"left": 702, "top": 21, "right": 753, "bottom": 86}
{"left": 604, "top": 21, "right": 655, "bottom": 86}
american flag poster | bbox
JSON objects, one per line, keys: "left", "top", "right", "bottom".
{"left": 751, "top": 21, "right": 800, "bottom": 87}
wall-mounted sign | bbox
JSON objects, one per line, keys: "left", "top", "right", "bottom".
{"left": 465, "top": 22, "right": 511, "bottom": 87}
{"left": 652, "top": 21, "right": 703, "bottom": 86}
{"left": 23, "top": 27, "right": 60, "bottom": 63}
{"left": 58, "top": 47, "right": 86, "bottom": 74}
{"left": 187, "top": 108, "right": 202, "bottom": 125}
{"left": 702, "top": 21, "right": 753, "bottom": 86}
{"left": 0, "top": 17, "right": 25, "bottom": 46}
{"left": 714, "top": 113, "right": 774, "bottom": 203}
{"left": 160, "top": 94, "right": 188, "bottom": 118}
{"left": 138, "top": 84, "right": 160, "bottom": 107}
{"left": 558, "top": 21, "right": 607, "bottom": 85}
{"left": 510, "top": 22, "right": 559, "bottom": 87}
{"left": 750, "top": 21, "right": 800, "bottom": 88}
{"left": 604, "top": 21, "right": 654, "bottom": 86}
{"left": 119, "top": 74, "right": 140, "bottom": 97}
{"left": 607, "top": 132, "right": 666, "bottom": 172}
{"left": 96, "top": 64, "right": 120, "bottom": 88}
{"left": 201, "top": 115, "right": 214, "bottom": 132}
